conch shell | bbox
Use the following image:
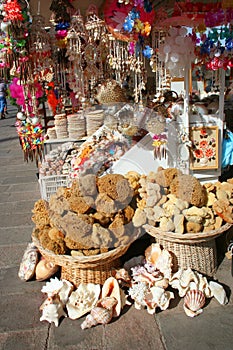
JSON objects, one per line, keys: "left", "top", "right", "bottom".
{"left": 66, "top": 283, "right": 101, "bottom": 320}
{"left": 145, "top": 243, "right": 173, "bottom": 279}
{"left": 40, "top": 295, "right": 66, "bottom": 327}
{"left": 81, "top": 297, "right": 117, "bottom": 330}
{"left": 183, "top": 290, "right": 205, "bottom": 317}
{"left": 101, "top": 277, "right": 122, "bottom": 317}
{"left": 35, "top": 258, "right": 59, "bottom": 281}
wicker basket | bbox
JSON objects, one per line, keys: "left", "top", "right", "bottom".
{"left": 143, "top": 223, "right": 232, "bottom": 277}
{"left": 32, "top": 233, "right": 129, "bottom": 286}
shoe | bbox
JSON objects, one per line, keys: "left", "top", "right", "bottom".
{"left": 1, "top": 115, "right": 5, "bottom": 119}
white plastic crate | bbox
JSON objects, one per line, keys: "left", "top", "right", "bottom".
{"left": 39, "top": 175, "right": 70, "bottom": 201}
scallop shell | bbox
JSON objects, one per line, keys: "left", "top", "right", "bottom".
{"left": 184, "top": 290, "right": 205, "bottom": 316}
{"left": 35, "top": 259, "right": 59, "bottom": 281}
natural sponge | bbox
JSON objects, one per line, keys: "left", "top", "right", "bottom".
{"left": 169, "top": 174, "right": 207, "bottom": 207}
{"left": 154, "top": 168, "right": 182, "bottom": 188}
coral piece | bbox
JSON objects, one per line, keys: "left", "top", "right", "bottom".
{"left": 183, "top": 290, "right": 205, "bottom": 317}
{"left": 212, "top": 199, "right": 233, "bottom": 224}
{"left": 66, "top": 283, "right": 101, "bottom": 320}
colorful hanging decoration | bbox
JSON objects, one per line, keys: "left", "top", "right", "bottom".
{"left": 104, "top": 0, "right": 154, "bottom": 59}
{"left": 15, "top": 118, "right": 44, "bottom": 163}
{"left": 152, "top": 133, "right": 167, "bottom": 159}
{"left": 193, "top": 25, "right": 233, "bottom": 71}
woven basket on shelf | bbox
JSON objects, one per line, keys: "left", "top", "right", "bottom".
{"left": 143, "top": 223, "right": 232, "bottom": 277}
{"left": 32, "top": 233, "right": 130, "bottom": 287}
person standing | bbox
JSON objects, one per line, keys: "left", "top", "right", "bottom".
{"left": 0, "top": 78, "right": 7, "bottom": 119}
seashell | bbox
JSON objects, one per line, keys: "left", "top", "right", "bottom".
{"left": 18, "top": 243, "right": 39, "bottom": 281}
{"left": 81, "top": 306, "right": 113, "bottom": 329}
{"left": 144, "top": 286, "right": 175, "bottom": 314}
{"left": 58, "top": 280, "right": 74, "bottom": 305}
{"left": 97, "top": 296, "right": 118, "bottom": 310}
{"left": 66, "top": 283, "right": 101, "bottom": 320}
{"left": 101, "top": 277, "right": 121, "bottom": 317}
{"left": 112, "top": 268, "right": 131, "bottom": 286}
{"left": 40, "top": 295, "right": 66, "bottom": 327}
{"left": 145, "top": 243, "right": 173, "bottom": 279}
{"left": 145, "top": 243, "right": 162, "bottom": 266}
{"left": 35, "top": 258, "right": 59, "bottom": 281}
{"left": 41, "top": 277, "right": 64, "bottom": 296}
{"left": 209, "top": 281, "right": 228, "bottom": 305}
{"left": 183, "top": 290, "right": 205, "bottom": 317}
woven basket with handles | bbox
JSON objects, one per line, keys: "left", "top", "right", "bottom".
{"left": 32, "top": 233, "right": 130, "bottom": 287}
{"left": 143, "top": 223, "right": 232, "bottom": 277}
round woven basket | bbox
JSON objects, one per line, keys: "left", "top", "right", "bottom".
{"left": 32, "top": 233, "right": 130, "bottom": 287}
{"left": 143, "top": 223, "right": 232, "bottom": 277}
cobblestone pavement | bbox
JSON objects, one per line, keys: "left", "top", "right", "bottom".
{"left": 0, "top": 103, "right": 233, "bottom": 350}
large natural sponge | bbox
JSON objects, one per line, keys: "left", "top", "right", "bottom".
{"left": 97, "top": 174, "right": 133, "bottom": 203}
{"left": 169, "top": 174, "right": 207, "bottom": 207}
{"left": 154, "top": 168, "right": 182, "bottom": 188}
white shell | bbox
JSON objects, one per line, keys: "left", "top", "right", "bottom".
{"left": 209, "top": 281, "right": 228, "bottom": 305}
{"left": 58, "top": 280, "right": 74, "bottom": 305}
{"left": 41, "top": 277, "right": 64, "bottom": 296}
{"left": 184, "top": 290, "right": 205, "bottom": 313}
{"left": 66, "top": 283, "right": 101, "bottom": 320}
{"left": 145, "top": 286, "right": 174, "bottom": 314}
{"left": 40, "top": 296, "right": 66, "bottom": 327}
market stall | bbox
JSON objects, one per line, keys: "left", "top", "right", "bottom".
{"left": 0, "top": 0, "right": 232, "bottom": 329}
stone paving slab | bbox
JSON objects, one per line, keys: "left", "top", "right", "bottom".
{"left": 156, "top": 305, "right": 233, "bottom": 350}
{"left": 0, "top": 227, "right": 34, "bottom": 245}
{"left": 0, "top": 243, "right": 28, "bottom": 268}
{"left": 0, "top": 201, "right": 37, "bottom": 214}
{"left": 0, "top": 191, "right": 40, "bottom": 203}
{"left": 0, "top": 329, "right": 49, "bottom": 350}
{"left": 48, "top": 306, "right": 165, "bottom": 350}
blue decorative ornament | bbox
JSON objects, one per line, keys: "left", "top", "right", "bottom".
{"left": 123, "top": 17, "right": 134, "bottom": 33}
{"left": 226, "top": 38, "right": 233, "bottom": 51}
{"left": 55, "top": 21, "right": 70, "bottom": 30}
{"left": 129, "top": 8, "right": 140, "bottom": 21}
{"left": 142, "top": 45, "right": 152, "bottom": 58}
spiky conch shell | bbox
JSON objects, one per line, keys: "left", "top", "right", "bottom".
{"left": 40, "top": 295, "right": 66, "bottom": 327}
